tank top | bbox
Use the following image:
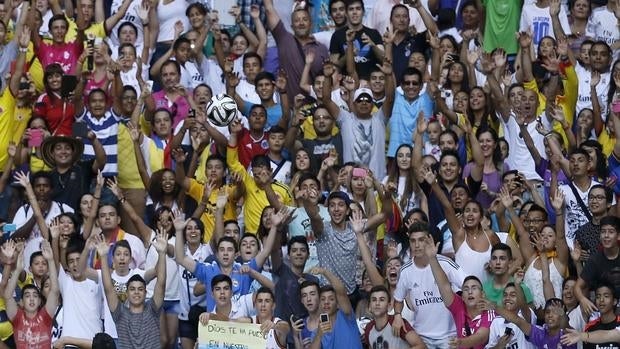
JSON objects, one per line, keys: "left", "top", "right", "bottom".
{"left": 251, "top": 316, "right": 286, "bottom": 349}
{"left": 523, "top": 257, "right": 564, "bottom": 309}
{"left": 455, "top": 232, "right": 492, "bottom": 282}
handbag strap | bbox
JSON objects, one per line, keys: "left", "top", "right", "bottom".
{"left": 566, "top": 182, "right": 592, "bottom": 221}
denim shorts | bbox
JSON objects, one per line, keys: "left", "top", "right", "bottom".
{"left": 162, "top": 300, "right": 181, "bottom": 315}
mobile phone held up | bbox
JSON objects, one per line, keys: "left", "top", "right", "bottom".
{"left": 319, "top": 313, "right": 329, "bottom": 323}
{"left": 61, "top": 75, "right": 78, "bottom": 99}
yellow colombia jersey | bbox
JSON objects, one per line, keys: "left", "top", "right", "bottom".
{"left": 187, "top": 179, "right": 238, "bottom": 243}
{"left": 226, "top": 145, "right": 292, "bottom": 233}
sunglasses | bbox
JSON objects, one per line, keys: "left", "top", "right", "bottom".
{"left": 356, "top": 96, "right": 372, "bottom": 103}
{"left": 402, "top": 80, "right": 421, "bottom": 86}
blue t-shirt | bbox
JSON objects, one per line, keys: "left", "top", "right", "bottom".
{"left": 194, "top": 258, "right": 260, "bottom": 310}
{"left": 242, "top": 102, "right": 283, "bottom": 130}
{"left": 320, "top": 310, "right": 363, "bottom": 349}
{"left": 387, "top": 92, "right": 434, "bottom": 157}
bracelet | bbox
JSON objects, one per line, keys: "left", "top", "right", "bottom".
{"left": 119, "top": 197, "right": 127, "bottom": 203}
{"left": 555, "top": 211, "right": 564, "bottom": 216}
{"left": 550, "top": 71, "right": 559, "bottom": 76}
{"left": 19, "top": 47, "right": 27, "bottom": 53}
{"left": 93, "top": 195, "right": 101, "bottom": 200}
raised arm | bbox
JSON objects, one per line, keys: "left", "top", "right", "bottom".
{"left": 77, "top": 234, "right": 101, "bottom": 282}
{"left": 95, "top": 235, "right": 118, "bottom": 312}
{"left": 426, "top": 235, "right": 454, "bottom": 307}
{"left": 107, "top": 178, "right": 152, "bottom": 244}
{"left": 173, "top": 213, "right": 197, "bottom": 273}
{"left": 498, "top": 187, "right": 535, "bottom": 262}
{"left": 150, "top": 230, "right": 168, "bottom": 309}
{"left": 254, "top": 206, "right": 292, "bottom": 268}
{"left": 310, "top": 266, "right": 353, "bottom": 315}
{"left": 321, "top": 62, "right": 343, "bottom": 121}
{"left": 104, "top": 0, "right": 132, "bottom": 34}
{"left": 2, "top": 242, "right": 22, "bottom": 321}
{"left": 262, "top": 0, "right": 281, "bottom": 31}
{"left": 13, "top": 171, "right": 50, "bottom": 240}
{"left": 351, "top": 210, "right": 383, "bottom": 287}
{"left": 302, "top": 189, "right": 325, "bottom": 238}
{"left": 42, "top": 241, "right": 60, "bottom": 316}
{"left": 549, "top": 188, "right": 569, "bottom": 267}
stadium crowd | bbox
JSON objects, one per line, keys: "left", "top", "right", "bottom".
{"left": 0, "top": 0, "right": 619, "bottom": 348}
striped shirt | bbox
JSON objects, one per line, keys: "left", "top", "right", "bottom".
{"left": 77, "top": 109, "right": 121, "bottom": 177}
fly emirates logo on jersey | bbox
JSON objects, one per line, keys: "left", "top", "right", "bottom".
{"left": 414, "top": 289, "right": 444, "bottom": 307}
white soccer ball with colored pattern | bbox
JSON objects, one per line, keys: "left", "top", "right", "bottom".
{"left": 206, "top": 94, "right": 238, "bottom": 127}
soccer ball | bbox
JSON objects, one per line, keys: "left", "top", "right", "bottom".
{"left": 206, "top": 94, "right": 238, "bottom": 127}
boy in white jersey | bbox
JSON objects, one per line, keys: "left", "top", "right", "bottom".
{"left": 363, "top": 285, "right": 425, "bottom": 349}
{"left": 392, "top": 221, "right": 467, "bottom": 348}
{"left": 252, "top": 287, "right": 290, "bottom": 349}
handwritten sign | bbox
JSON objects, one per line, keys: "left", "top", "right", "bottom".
{"left": 198, "top": 320, "right": 267, "bottom": 349}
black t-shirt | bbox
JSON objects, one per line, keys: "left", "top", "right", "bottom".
{"left": 392, "top": 32, "right": 429, "bottom": 85}
{"left": 51, "top": 161, "right": 95, "bottom": 211}
{"left": 581, "top": 251, "right": 620, "bottom": 296}
{"left": 301, "top": 135, "right": 344, "bottom": 172}
{"left": 584, "top": 317, "right": 620, "bottom": 349}
{"left": 330, "top": 26, "right": 383, "bottom": 80}
{"left": 575, "top": 222, "right": 601, "bottom": 255}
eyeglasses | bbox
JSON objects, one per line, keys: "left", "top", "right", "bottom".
{"left": 589, "top": 195, "right": 607, "bottom": 201}
{"left": 402, "top": 80, "right": 421, "bottom": 86}
{"left": 356, "top": 96, "right": 372, "bottom": 103}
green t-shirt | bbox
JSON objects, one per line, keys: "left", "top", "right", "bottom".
{"left": 482, "top": 0, "right": 523, "bottom": 54}
{"left": 483, "top": 278, "right": 534, "bottom": 306}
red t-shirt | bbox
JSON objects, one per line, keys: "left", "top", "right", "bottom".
{"left": 237, "top": 128, "right": 269, "bottom": 168}
{"left": 34, "top": 93, "right": 76, "bottom": 136}
{"left": 37, "top": 41, "right": 84, "bottom": 74}
{"left": 13, "top": 308, "right": 53, "bottom": 349}
{"left": 447, "top": 294, "right": 495, "bottom": 349}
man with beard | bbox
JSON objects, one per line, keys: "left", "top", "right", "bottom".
{"left": 263, "top": 0, "right": 329, "bottom": 97}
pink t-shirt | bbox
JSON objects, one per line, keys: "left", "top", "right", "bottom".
{"left": 13, "top": 308, "right": 53, "bottom": 349}
{"left": 151, "top": 90, "right": 189, "bottom": 128}
{"left": 447, "top": 294, "right": 495, "bottom": 349}
{"left": 37, "top": 41, "right": 84, "bottom": 74}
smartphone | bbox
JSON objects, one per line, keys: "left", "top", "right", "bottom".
{"left": 72, "top": 122, "right": 89, "bottom": 139}
{"left": 61, "top": 75, "right": 78, "bottom": 99}
{"left": 612, "top": 101, "right": 620, "bottom": 113}
{"left": 319, "top": 313, "right": 329, "bottom": 323}
{"left": 352, "top": 168, "right": 368, "bottom": 178}
{"left": 28, "top": 128, "right": 44, "bottom": 148}
{"left": 2, "top": 224, "right": 16, "bottom": 234}
{"left": 504, "top": 327, "right": 513, "bottom": 336}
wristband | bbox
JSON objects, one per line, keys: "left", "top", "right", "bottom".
{"left": 93, "top": 195, "right": 101, "bottom": 200}
{"left": 19, "top": 47, "right": 28, "bottom": 53}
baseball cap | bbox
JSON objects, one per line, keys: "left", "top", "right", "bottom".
{"left": 327, "top": 191, "right": 351, "bottom": 206}
{"left": 353, "top": 87, "right": 373, "bottom": 101}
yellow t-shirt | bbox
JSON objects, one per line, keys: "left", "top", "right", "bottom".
{"left": 117, "top": 123, "right": 146, "bottom": 189}
{"left": 0, "top": 298, "right": 13, "bottom": 340}
{"left": 187, "top": 179, "right": 238, "bottom": 243}
{"left": 300, "top": 115, "right": 340, "bottom": 140}
{"left": 0, "top": 91, "right": 32, "bottom": 169}
{"left": 226, "top": 145, "right": 292, "bottom": 233}
{"left": 65, "top": 19, "right": 106, "bottom": 44}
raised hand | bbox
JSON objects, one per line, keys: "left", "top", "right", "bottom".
{"left": 271, "top": 206, "right": 295, "bottom": 228}
{"left": 419, "top": 165, "right": 436, "bottom": 185}
{"left": 95, "top": 234, "right": 110, "bottom": 257}
{"left": 152, "top": 229, "right": 168, "bottom": 253}
{"left": 41, "top": 240, "right": 54, "bottom": 260}
{"left": 492, "top": 48, "right": 507, "bottom": 69}
{"left": 19, "top": 26, "right": 30, "bottom": 49}
{"left": 127, "top": 121, "right": 141, "bottom": 142}
{"left": 171, "top": 147, "right": 187, "bottom": 163}
{"left": 322, "top": 60, "right": 335, "bottom": 77}
{"left": 549, "top": 0, "right": 561, "bottom": 16}
{"left": 174, "top": 20, "right": 184, "bottom": 38}
{"left": 13, "top": 171, "right": 31, "bottom": 189}
{"left": 514, "top": 268, "right": 525, "bottom": 285}
{"left": 226, "top": 72, "right": 241, "bottom": 88}
{"left": 342, "top": 75, "right": 356, "bottom": 92}
{"left": 479, "top": 52, "right": 496, "bottom": 74}
{"left": 550, "top": 188, "right": 565, "bottom": 213}
{"left": 591, "top": 70, "right": 601, "bottom": 87}
{"left": 382, "top": 26, "right": 395, "bottom": 45}
{"left": 305, "top": 50, "right": 315, "bottom": 65}
{"left": 350, "top": 208, "right": 366, "bottom": 235}
{"left": 377, "top": 58, "right": 393, "bottom": 75}
{"left": 498, "top": 186, "right": 514, "bottom": 209}
{"left": 228, "top": 117, "right": 243, "bottom": 134}
{"left": 106, "top": 177, "right": 122, "bottom": 198}
{"left": 173, "top": 210, "right": 188, "bottom": 231}
{"left": 423, "top": 234, "right": 438, "bottom": 259}
{"left": 518, "top": 31, "right": 532, "bottom": 49}
{"left": 249, "top": 4, "right": 260, "bottom": 19}
{"left": 215, "top": 187, "right": 228, "bottom": 210}
{"left": 137, "top": 1, "right": 150, "bottom": 24}
{"left": 275, "top": 69, "right": 288, "bottom": 92}
{"left": 1, "top": 239, "right": 17, "bottom": 262}
{"left": 571, "top": 241, "right": 583, "bottom": 262}
{"left": 345, "top": 29, "right": 355, "bottom": 43}
{"left": 467, "top": 48, "right": 480, "bottom": 66}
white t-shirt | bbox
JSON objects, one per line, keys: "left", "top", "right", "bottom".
{"left": 58, "top": 268, "right": 103, "bottom": 340}
{"left": 393, "top": 255, "right": 467, "bottom": 340}
{"left": 576, "top": 70, "right": 611, "bottom": 119}
{"left": 109, "top": 0, "right": 144, "bottom": 48}
{"left": 519, "top": 4, "right": 571, "bottom": 46}
{"left": 586, "top": 7, "right": 620, "bottom": 53}
{"left": 179, "top": 60, "right": 204, "bottom": 89}
{"left": 178, "top": 244, "right": 211, "bottom": 321}
{"left": 200, "top": 58, "right": 226, "bottom": 96}
{"left": 145, "top": 232, "right": 181, "bottom": 300}
{"left": 11, "top": 202, "right": 74, "bottom": 269}
{"left": 98, "top": 268, "right": 146, "bottom": 338}
{"left": 337, "top": 108, "right": 388, "bottom": 179}
{"left": 559, "top": 180, "right": 611, "bottom": 248}
{"left": 501, "top": 112, "right": 546, "bottom": 181}
{"left": 156, "top": 0, "right": 190, "bottom": 42}
{"left": 486, "top": 311, "right": 537, "bottom": 349}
